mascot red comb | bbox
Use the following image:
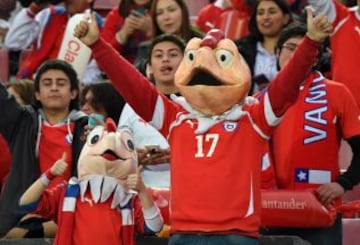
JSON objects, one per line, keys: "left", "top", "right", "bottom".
{"left": 19, "top": 119, "right": 163, "bottom": 245}
{"left": 74, "top": 8, "right": 331, "bottom": 244}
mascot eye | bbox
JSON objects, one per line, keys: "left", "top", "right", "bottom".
{"left": 86, "top": 126, "right": 104, "bottom": 146}
{"left": 121, "top": 130, "right": 136, "bottom": 152}
{"left": 127, "top": 139, "right": 135, "bottom": 151}
{"left": 185, "top": 50, "right": 196, "bottom": 63}
{"left": 215, "top": 50, "right": 233, "bottom": 67}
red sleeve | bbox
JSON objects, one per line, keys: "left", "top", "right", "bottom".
{"left": 101, "top": 8, "right": 124, "bottom": 52}
{"left": 267, "top": 36, "right": 320, "bottom": 117}
{"left": 91, "top": 38, "right": 181, "bottom": 138}
{"left": 91, "top": 38, "right": 159, "bottom": 122}
{"left": 35, "top": 183, "right": 66, "bottom": 223}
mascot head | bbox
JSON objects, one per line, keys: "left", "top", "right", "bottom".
{"left": 77, "top": 119, "right": 137, "bottom": 185}
{"left": 175, "top": 29, "right": 251, "bottom": 115}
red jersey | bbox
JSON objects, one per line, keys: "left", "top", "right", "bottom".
{"left": 271, "top": 73, "right": 360, "bottom": 189}
{"left": 164, "top": 104, "right": 273, "bottom": 236}
{"left": 330, "top": 2, "right": 360, "bottom": 107}
{"left": 38, "top": 123, "right": 74, "bottom": 188}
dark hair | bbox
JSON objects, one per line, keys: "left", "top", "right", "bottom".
{"left": 276, "top": 22, "right": 307, "bottom": 51}
{"left": 34, "top": 59, "right": 80, "bottom": 110}
{"left": 7, "top": 79, "right": 35, "bottom": 105}
{"left": 276, "top": 22, "right": 331, "bottom": 72}
{"left": 151, "top": 0, "right": 192, "bottom": 41}
{"left": 118, "top": 0, "right": 152, "bottom": 18}
{"left": 148, "top": 33, "right": 186, "bottom": 65}
{"left": 248, "top": 0, "right": 291, "bottom": 41}
{"left": 80, "top": 82, "right": 126, "bottom": 123}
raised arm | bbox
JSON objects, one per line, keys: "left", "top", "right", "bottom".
{"left": 19, "top": 152, "right": 68, "bottom": 206}
{"left": 74, "top": 13, "right": 161, "bottom": 122}
{"left": 268, "top": 8, "right": 332, "bottom": 117}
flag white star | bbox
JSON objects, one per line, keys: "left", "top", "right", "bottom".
{"left": 297, "top": 171, "right": 307, "bottom": 181}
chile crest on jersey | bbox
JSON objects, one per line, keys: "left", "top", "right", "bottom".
{"left": 223, "top": 121, "right": 238, "bottom": 132}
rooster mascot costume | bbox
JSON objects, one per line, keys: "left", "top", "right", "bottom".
{"left": 74, "top": 8, "right": 332, "bottom": 244}
{"left": 19, "top": 120, "right": 163, "bottom": 245}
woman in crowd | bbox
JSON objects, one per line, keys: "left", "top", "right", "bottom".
{"left": 101, "top": 0, "right": 153, "bottom": 64}
{"left": 135, "top": 0, "right": 203, "bottom": 65}
{"left": 236, "top": 0, "right": 292, "bottom": 94}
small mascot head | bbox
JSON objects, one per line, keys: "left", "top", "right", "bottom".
{"left": 77, "top": 118, "right": 138, "bottom": 183}
{"left": 175, "top": 29, "right": 251, "bottom": 115}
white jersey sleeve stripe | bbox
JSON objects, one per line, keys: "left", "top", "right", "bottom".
{"left": 149, "top": 95, "right": 165, "bottom": 130}
{"left": 332, "top": 16, "right": 349, "bottom": 35}
{"left": 264, "top": 92, "right": 281, "bottom": 126}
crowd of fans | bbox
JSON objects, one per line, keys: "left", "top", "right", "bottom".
{"left": 0, "top": 0, "right": 359, "bottom": 244}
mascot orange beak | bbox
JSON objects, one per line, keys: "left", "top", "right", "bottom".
{"left": 175, "top": 29, "right": 251, "bottom": 116}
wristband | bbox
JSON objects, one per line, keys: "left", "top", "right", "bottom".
{"left": 40, "top": 169, "right": 56, "bottom": 186}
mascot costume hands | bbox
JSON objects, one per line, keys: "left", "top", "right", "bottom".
{"left": 73, "top": 8, "right": 331, "bottom": 242}
{"left": 19, "top": 119, "right": 163, "bottom": 245}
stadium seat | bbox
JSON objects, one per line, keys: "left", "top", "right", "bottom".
{"left": 184, "top": 0, "right": 208, "bottom": 24}
{"left": 342, "top": 219, "right": 360, "bottom": 245}
{"left": 92, "top": 0, "right": 120, "bottom": 17}
{"left": 343, "top": 184, "right": 360, "bottom": 202}
{"left": 0, "top": 48, "right": 9, "bottom": 83}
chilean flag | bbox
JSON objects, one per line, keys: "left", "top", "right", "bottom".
{"left": 295, "top": 168, "right": 331, "bottom": 184}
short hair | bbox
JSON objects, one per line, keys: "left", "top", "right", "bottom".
{"left": 34, "top": 59, "right": 80, "bottom": 110}
{"left": 148, "top": 33, "right": 186, "bottom": 64}
{"left": 276, "top": 22, "right": 307, "bottom": 51}
{"left": 276, "top": 22, "right": 331, "bottom": 73}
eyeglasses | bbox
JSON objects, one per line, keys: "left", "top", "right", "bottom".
{"left": 281, "top": 42, "right": 298, "bottom": 52}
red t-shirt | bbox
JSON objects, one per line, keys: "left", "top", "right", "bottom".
{"left": 38, "top": 122, "right": 74, "bottom": 188}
